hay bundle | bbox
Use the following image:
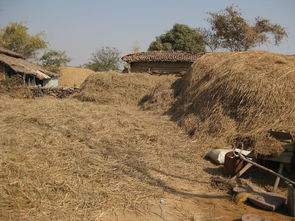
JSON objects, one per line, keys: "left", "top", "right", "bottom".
{"left": 171, "top": 51, "right": 295, "bottom": 155}
{"left": 75, "top": 71, "right": 178, "bottom": 106}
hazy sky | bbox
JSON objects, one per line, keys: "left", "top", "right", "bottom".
{"left": 1, "top": 0, "right": 294, "bottom": 66}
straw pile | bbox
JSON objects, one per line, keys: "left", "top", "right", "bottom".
{"left": 77, "top": 52, "right": 295, "bottom": 155}
{"left": 75, "top": 71, "right": 178, "bottom": 106}
{"left": 169, "top": 51, "right": 295, "bottom": 155}
{"left": 59, "top": 66, "right": 94, "bottom": 87}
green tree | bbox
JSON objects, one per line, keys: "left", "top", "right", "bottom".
{"left": 206, "top": 6, "right": 288, "bottom": 51}
{"left": 40, "top": 50, "right": 71, "bottom": 73}
{"left": 85, "top": 46, "right": 121, "bottom": 71}
{"left": 0, "top": 22, "right": 47, "bottom": 58}
{"left": 148, "top": 24, "right": 205, "bottom": 52}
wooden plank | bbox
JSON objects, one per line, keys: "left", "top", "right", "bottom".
{"left": 273, "top": 163, "right": 284, "bottom": 192}
{"left": 283, "top": 143, "right": 295, "bottom": 152}
{"left": 248, "top": 192, "right": 287, "bottom": 211}
{"left": 268, "top": 130, "right": 294, "bottom": 141}
{"left": 231, "top": 162, "right": 253, "bottom": 180}
{"left": 262, "top": 151, "right": 293, "bottom": 163}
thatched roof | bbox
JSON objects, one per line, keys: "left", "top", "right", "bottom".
{"left": 0, "top": 53, "right": 59, "bottom": 80}
{"left": 122, "top": 51, "right": 205, "bottom": 63}
{"left": 0, "top": 47, "right": 25, "bottom": 59}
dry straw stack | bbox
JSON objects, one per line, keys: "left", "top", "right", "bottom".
{"left": 59, "top": 66, "right": 94, "bottom": 87}
{"left": 75, "top": 71, "right": 178, "bottom": 106}
{"left": 170, "top": 51, "right": 295, "bottom": 155}
{"left": 77, "top": 51, "right": 295, "bottom": 155}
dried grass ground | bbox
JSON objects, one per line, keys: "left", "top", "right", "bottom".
{"left": 0, "top": 99, "right": 292, "bottom": 221}
{"left": 0, "top": 96, "right": 215, "bottom": 220}
{"left": 1, "top": 51, "right": 295, "bottom": 220}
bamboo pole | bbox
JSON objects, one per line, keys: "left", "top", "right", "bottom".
{"left": 238, "top": 152, "right": 295, "bottom": 186}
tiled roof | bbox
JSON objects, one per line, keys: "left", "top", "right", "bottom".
{"left": 122, "top": 51, "right": 205, "bottom": 63}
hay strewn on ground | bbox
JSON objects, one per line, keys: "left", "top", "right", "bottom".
{"left": 168, "top": 51, "right": 295, "bottom": 155}
{"left": 59, "top": 66, "right": 94, "bottom": 87}
{"left": 0, "top": 96, "right": 211, "bottom": 220}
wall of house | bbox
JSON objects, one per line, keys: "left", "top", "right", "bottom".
{"left": 130, "top": 62, "right": 192, "bottom": 75}
{"left": 25, "top": 74, "right": 36, "bottom": 86}
{"left": 42, "top": 77, "right": 59, "bottom": 87}
{"left": 0, "top": 63, "right": 6, "bottom": 79}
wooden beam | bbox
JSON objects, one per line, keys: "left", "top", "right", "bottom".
{"left": 273, "top": 163, "right": 284, "bottom": 192}
{"left": 238, "top": 152, "right": 295, "bottom": 186}
{"left": 231, "top": 162, "right": 253, "bottom": 180}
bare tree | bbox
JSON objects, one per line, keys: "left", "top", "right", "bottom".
{"left": 206, "top": 5, "right": 288, "bottom": 51}
{"left": 132, "top": 41, "right": 141, "bottom": 53}
{"left": 198, "top": 28, "right": 219, "bottom": 52}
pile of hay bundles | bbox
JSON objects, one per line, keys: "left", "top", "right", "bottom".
{"left": 76, "top": 71, "right": 178, "bottom": 106}
{"left": 172, "top": 51, "right": 295, "bottom": 155}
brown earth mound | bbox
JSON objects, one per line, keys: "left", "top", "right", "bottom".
{"left": 168, "top": 51, "right": 295, "bottom": 155}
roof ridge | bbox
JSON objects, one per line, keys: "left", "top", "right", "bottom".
{"left": 0, "top": 53, "right": 59, "bottom": 79}
{"left": 122, "top": 51, "right": 206, "bottom": 63}
{"left": 0, "top": 47, "right": 25, "bottom": 59}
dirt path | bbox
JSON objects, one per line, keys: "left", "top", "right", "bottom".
{"left": 0, "top": 96, "right": 293, "bottom": 220}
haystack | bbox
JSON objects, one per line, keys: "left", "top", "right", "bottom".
{"left": 59, "top": 66, "right": 94, "bottom": 87}
{"left": 169, "top": 51, "right": 295, "bottom": 155}
{"left": 75, "top": 71, "right": 178, "bottom": 106}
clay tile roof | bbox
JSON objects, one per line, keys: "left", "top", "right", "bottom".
{"left": 0, "top": 47, "right": 25, "bottom": 59}
{"left": 122, "top": 51, "right": 206, "bottom": 63}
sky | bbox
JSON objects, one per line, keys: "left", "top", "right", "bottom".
{"left": 0, "top": 0, "right": 294, "bottom": 66}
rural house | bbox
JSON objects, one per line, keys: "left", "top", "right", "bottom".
{"left": 0, "top": 48, "right": 59, "bottom": 87}
{"left": 122, "top": 51, "right": 205, "bottom": 74}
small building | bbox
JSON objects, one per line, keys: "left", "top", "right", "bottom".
{"left": 122, "top": 51, "right": 205, "bottom": 75}
{"left": 0, "top": 48, "right": 59, "bottom": 87}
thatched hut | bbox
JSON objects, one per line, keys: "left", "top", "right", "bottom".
{"left": 0, "top": 48, "right": 59, "bottom": 87}
{"left": 122, "top": 51, "right": 205, "bottom": 75}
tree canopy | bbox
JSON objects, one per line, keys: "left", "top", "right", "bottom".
{"left": 0, "top": 22, "right": 47, "bottom": 58}
{"left": 148, "top": 24, "right": 205, "bottom": 52}
{"left": 85, "top": 46, "right": 121, "bottom": 72}
{"left": 206, "top": 6, "right": 288, "bottom": 51}
{"left": 40, "top": 50, "right": 71, "bottom": 73}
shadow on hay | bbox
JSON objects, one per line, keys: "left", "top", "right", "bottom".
{"left": 120, "top": 160, "right": 228, "bottom": 199}
{"left": 101, "top": 145, "right": 227, "bottom": 200}
{"left": 149, "top": 167, "right": 209, "bottom": 184}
